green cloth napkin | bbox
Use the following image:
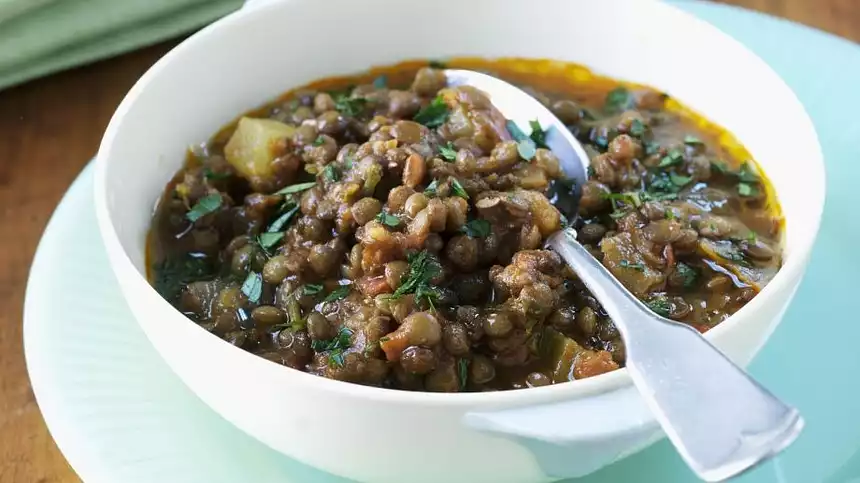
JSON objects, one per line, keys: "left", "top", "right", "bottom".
{"left": 0, "top": 0, "right": 243, "bottom": 91}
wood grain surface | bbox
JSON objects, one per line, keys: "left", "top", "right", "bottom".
{"left": 0, "top": 2, "right": 856, "bottom": 482}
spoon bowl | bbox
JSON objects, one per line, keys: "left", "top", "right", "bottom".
{"left": 445, "top": 68, "right": 804, "bottom": 482}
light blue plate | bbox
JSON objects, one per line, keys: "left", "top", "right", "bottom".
{"left": 23, "top": 2, "right": 860, "bottom": 482}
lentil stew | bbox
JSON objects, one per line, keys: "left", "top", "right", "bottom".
{"left": 147, "top": 58, "right": 782, "bottom": 392}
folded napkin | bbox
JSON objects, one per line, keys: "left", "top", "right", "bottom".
{"left": 0, "top": 0, "right": 242, "bottom": 91}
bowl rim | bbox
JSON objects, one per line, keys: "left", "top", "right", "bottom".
{"left": 93, "top": 0, "right": 826, "bottom": 409}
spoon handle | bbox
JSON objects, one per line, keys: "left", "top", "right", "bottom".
{"left": 548, "top": 228, "right": 803, "bottom": 482}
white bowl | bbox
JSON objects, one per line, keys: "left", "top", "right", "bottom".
{"left": 93, "top": 0, "right": 825, "bottom": 481}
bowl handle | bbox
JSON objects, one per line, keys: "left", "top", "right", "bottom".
{"left": 463, "top": 386, "right": 661, "bottom": 479}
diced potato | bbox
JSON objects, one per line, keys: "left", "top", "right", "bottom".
{"left": 541, "top": 327, "right": 585, "bottom": 383}
{"left": 224, "top": 117, "right": 296, "bottom": 184}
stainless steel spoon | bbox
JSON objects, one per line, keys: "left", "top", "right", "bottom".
{"left": 445, "top": 69, "right": 803, "bottom": 482}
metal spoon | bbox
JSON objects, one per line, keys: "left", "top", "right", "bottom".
{"left": 445, "top": 69, "right": 803, "bottom": 482}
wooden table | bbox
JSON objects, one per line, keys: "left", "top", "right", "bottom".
{"left": 0, "top": 1, "right": 855, "bottom": 481}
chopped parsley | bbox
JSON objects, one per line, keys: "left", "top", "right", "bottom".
{"left": 424, "top": 179, "right": 438, "bottom": 197}
{"left": 312, "top": 326, "right": 353, "bottom": 368}
{"left": 737, "top": 161, "right": 760, "bottom": 183}
{"left": 323, "top": 164, "right": 340, "bottom": 183}
{"left": 257, "top": 232, "right": 284, "bottom": 251}
{"left": 312, "top": 136, "right": 325, "bottom": 146}
{"left": 658, "top": 149, "right": 684, "bottom": 168}
{"left": 460, "top": 219, "right": 491, "bottom": 238}
{"left": 438, "top": 142, "right": 457, "bottom": 161}
{"left": 334, "top": 94, "right": 367, "bottom": 117}
{"left": 711, "top": 240, "right": 749, "bottom": 265}
{"left": 375, "top": 212, "right": 401, "bottom": 227}
{"left": 675, "top": 262, "right": 699, "bottom": 289}
{"left": 506, "top": 120, "right": 538, "bottom": 160}
{"left": 372, "top": 75, "right": 387, "bottom": 89}
{"left": 303, "top": 283, "right": 324, "bottom": 296}
{"left": 414, "top": 96, "right": 449, "bottom": 127}
{"left": 683, "top": 135, "right": 703, "bottom": 146}
{"left": 737, "top": 182, "right": 756, "bottom": 197}
{"left": 619, "top": 259, "right": 645, "bottom": 271}
{"left": 241, "top": 271, "right": 263, "bottom": 303}
{"left": 645, "top": 295, "right": 671, "bottom": 318}
{"left": 274, "top": 181, "right": 317, "bottom": 195}
{"left": 203, "top": 168, "right": 231, "bottom": 180}
{"left": 323, "top": 285, "right": 351, "bottom": 303}
{"left": 186, "top": 193, "right": 222, "bottom": 222}
{"left": 604, "top": 87, "right": 635, "bottom": 114}
{"left": 628, "top": 119, "right": 646, "bottom": 138}
{"left": 451, "top": 179, "right": 469, "bottom": 199}
{"left": 390, "top": 250, "right": 442, "bottom": 308}
{"left": 529, "top": 119, "right": 548, "bottom": 148}
{"left": 153, "top": 255, "right": 214, "bottom": 303}
{"left": 669, "top": 172, "right": 693, "bottom": 187}
{"left": 458, "top": 358, "right": 470, "bottom": 390}
{"left": 267, "top": 203, "right": 300, "bottom": 232}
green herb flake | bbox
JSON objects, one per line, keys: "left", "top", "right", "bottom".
{"left": 257, "top": 231, "right": 284, "bottom": 250}
{"left": 414, "top": 96, "right": 449, "bottom": 128}
{"left": 372, "top": 75, "right": 387, "bottom": 89}
{"left": 375, "top": 212, "right": 401, "bottom": 227}
{"left": 517, "top": 138, "right": 537, "bottom": 161}
{"left": 629, "top": 119, "right": 646, "bottom": 138}
{"left": 241, "top": 271, "right": 263, "bottom": 304}
{"left": 424, "top": 179, "right": 438, "bottom": 197}
{"left": 303, "top": 283, "right": 324, "bottom": 296}
{"left": 710, "top": 160, "right": 730, "bottom": 175}
{"left": 451, "top": 179, "right": 469, "bottom": 199}
{"left": 323, "top": 164, "right": 340, "bottom": 182}
{"left": 658, "top": 149, "right": 684, "bottom": 168}
{"left": 619, "top": 259, "right": 646, "bottom": 271}
{"left": 311, "top": 326, "right": 353, "bottom": 368}
{"left": 645, "top": 295, "right": 671, "bottom": 318}
{"left": 460, "top": 219, "right": 491, "bottom": 238}
{"left": 737, "top": 182, "right": 756, "bottom": 197}
{"left": 506, "top": 120, "right": 529, "bottom": 142}
{"left": 438, "top": 142, "right": 457, "bottom": 161}
{"left": 458, "top": 358, "right": 470, "bottom": 391}
{"left": 746, "top": 231, "right": 758, "bottom": 243}
{"left": 644, "top": 141, "right": 661, "bottom": 156}
{"left": 203, "top": 168, "right": 231, "bottom": 180}
{"left": 323, "top": 285, "right": 351, "bottom": 303}
{"left": 186, "top": 193, "right": 222, "bottom": 222}
{"left": 675, "top": 262, "right": 699, "bottom": 289}
{"left": 391, "top": 250, "right": 442, "bottom": 309}
{"left": 529, "top": 119, "right": 548, "bottom": 148}
{"left": 153, "top": 255, "right": 214, "bottom": 303}
{"left": 274, "top": 181, "right": 317, "bottom": 195}
{"left": 604, "top": 87, "right": 634, "bottom": 114}
{"left": 267, "top": 204, "right": 300, "bottom": 232}
{"left": 683, "top": 135, "right": 703, "bottom": 146}
{"left": 334, "top": 94, "right": 367, "bottom": 117}
{"left": 669, "top": 172, "right": 693, "bottom": 187}
{"left": 737, "top": 161, "right": 760, "bottom": 183}
{"left": 312, "top": 136, "right": 325, "bottom": 146}
{"left": 587, "top": 165, "right": 596, "bottom": 178}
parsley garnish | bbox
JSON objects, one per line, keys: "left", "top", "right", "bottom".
{"left": 461, "top": 219, "right": 491, "bottom": 238}
{"left": 303, "top": 283, "right": 324, "bottom": 296}
{"left": 737, "top": 161, "right": 760, "bottom": 183}
{"left": 323, "top": 164, "right": 340, "bottom": 182}
{"left": 241, "top": 271, "right": 263, "bottom": 303}
{"left": 274, "top": 181, "right": 317, "bottom": 195}
{"left": 323, "top": 286, "right": 351, "bottom": 303}
{"left": 267, "top": 203, "right": 300, "bottom": 232}
{"left": 257, "top": 232, "right": 284, "bottom": 250}
{"left": 629, "top": 119, "right": 646, "bottom": 138}
{"left": 375, "top": 212, "right": 401, "bottom": 227}
{"left": 711, "top": 240, "right": 749, "bottom": 265}
{"left": 186, "top": 193, "right": 222, "bottom": 222}
{"left": 334, "top": 94, "right": 367, "bottom": 117}
{"left": 372, "top": 75, "right": 387, "bottom": 89}
{"left": 458, "top": 358, "right": 470, "bottom": 390}
{"left": 658, "top": 149, "right": 684, "bottom": 168}
{"left": 683, "top": 135, "right": 703, "bottom": 146}
{"left": 675, "top": 262, "right": 699, "bottom": 288}
{"left": 424, "top": 179, "right": 438, "bottom": 197}
{"left": 312, "top": 326, "right": 353, "bottom": 368}
{"left": 645, "top": 295, "right": 671, "bottom": 318}
{"left": 737, "top": 182, "right": 756, "bottom": 197}
{"left": 619, "top": 259, "right": 645, "bottom": 271}
{"left": 312, "top": 136, "right": 325, "bottom": 146}
{"left": 669, "top": 172, "right": 693, "bottom": 187}
{"left": 438, "top": 142, "right": 457, "bottom": 161}
{"left": 604, "top": 87, "right": 635, "bottom": 114}
{"left": 529, "top": 119, "right": 548, "bottom": 148}
{"left": 153, "top": 255, "right": 214, "bottom": 303}
{"left": 391, "top": 251, "right": 442, "bottom": 308}
{"left": 203, "top": 168, "right": 231, "bottom": 180}
{"left": 414, "top": 96, "right": 449, "bottom": 127}
{"left": 451, "top": 179, "right": 469, "bottom": 199}
{"left": 506, "top": 120, "right": 537, "bottom": 160}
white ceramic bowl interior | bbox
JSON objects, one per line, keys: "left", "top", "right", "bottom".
{"left": 94, "top": 0, "right": 824, "bottom": 482}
